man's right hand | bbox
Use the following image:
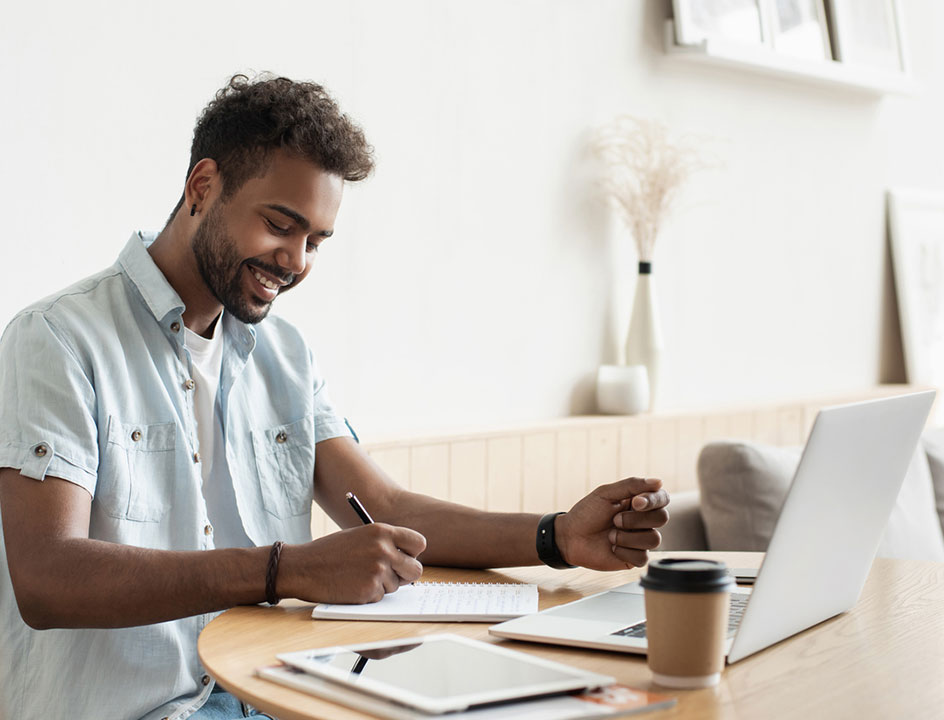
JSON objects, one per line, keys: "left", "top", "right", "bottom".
{"left": 278, "top": 523, "right": 427, "bottom": 605}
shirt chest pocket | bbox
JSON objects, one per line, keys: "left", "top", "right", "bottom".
{"left": 99, "top": 417, "right": 177, "bottom": 522}
{"left": 252, "top": 415, "right": 315, "bottom": 518}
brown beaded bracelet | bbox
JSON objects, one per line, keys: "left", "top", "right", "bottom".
{"left": 265, "top": 541, "right": 284, "bottom": 605}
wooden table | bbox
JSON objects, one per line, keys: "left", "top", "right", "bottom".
{"left": 198, "top": 552, "right": 944, "bottom": 719}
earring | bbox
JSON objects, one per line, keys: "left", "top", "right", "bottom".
{"left": 190, "top": 204, "right": 197, "bottom": 217}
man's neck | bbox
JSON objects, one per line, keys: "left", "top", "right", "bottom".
{"left": 148, "top": 216, "right": 223, "bottom": 338}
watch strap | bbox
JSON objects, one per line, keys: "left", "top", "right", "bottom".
{"left": 536, "top": 512, "right": 576, "bottom": 569}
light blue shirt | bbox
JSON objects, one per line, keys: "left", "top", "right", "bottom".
{"left": 0, "top": 232, "right": 351, "bottom": 720}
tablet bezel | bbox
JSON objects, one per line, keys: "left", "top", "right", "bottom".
{"left": 276, "top": 633, "right": 614, "bottom": 714}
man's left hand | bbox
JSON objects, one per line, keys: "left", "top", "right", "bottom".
{"left": 555, "top": 477, "right": 669, "bottom": 570}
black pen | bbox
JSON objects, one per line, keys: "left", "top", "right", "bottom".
{"left": 346, "top": 491, "right": 374, "bottom": 525}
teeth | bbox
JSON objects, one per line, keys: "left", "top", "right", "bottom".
{"left": 252, "top": 270, "right": 279, "bottom": 290}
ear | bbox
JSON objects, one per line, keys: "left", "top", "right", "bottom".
{"left": 184, "top": 158, "right": 220, "bottom": 215}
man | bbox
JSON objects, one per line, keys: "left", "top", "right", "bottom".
{"left": 0, "top": 74, "right": 669, "bottom": 720}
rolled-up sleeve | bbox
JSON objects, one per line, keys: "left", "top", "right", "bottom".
{"left": 0, "top": 311, "right": 98, "bottom": 493}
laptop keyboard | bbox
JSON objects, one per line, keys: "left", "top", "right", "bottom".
{"left": 610, "top": 594, "right": 750, "bottom": 639}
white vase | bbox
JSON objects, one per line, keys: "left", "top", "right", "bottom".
{"left": 624, "top": 262, "right": 663, "bottom": 411}
{"left": 596, "top": 364, "right": 649, "bottom": 415}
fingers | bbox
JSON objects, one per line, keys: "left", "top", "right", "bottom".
{"left": 595, "top": 476, "right": 663, "bottom": 502}
{"left": 369, "top": 554, "right": 420, "bottom": 600}
{"left": 355, "top": 524, "right": 424, "bottom": 592}
{"left": 614, "top": 507, "right": 669, "bottom": 530}
{"left": 390, "top": 525, "right": 427, "bottom": 558}
{"left": 380, "top": 567, "right": 401, "bottom": 596}
{"left": 630, "top": 488, "right": 670, "bottom": 511}
{"left": 610, "top": 545, "right": 650, "bottom": 568}
{"left": 366, "top": 524, "right": 424, "bottom": 591}
{"left": 608, "top": 528, "right": 662, "bottom": 551}
{"left": 392, "top": 552, "right": 424, "bottom": 586}
{"left": 607, "top": 528, "right": 661, "bottom": 568}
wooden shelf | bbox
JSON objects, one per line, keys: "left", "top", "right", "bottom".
{"left": 663, "top": 20, "right": 917, "bottom": 97}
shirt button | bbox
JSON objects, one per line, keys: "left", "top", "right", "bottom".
{"left": 170, "top": 321, "right": 181, "bottom": 333}
{"left": 275, "top": 431, "right": 288, "bottom": 444}
{"left": 131, "top": 430, "right": 142, "bottom": 442}
{"left": 201, "top": 674, "right": 211, "bottom": 686}
{"left": 34, "top": 444, "right": 48, "bottom": 457}
{"left": 193, "top": 452, "right": 201, "bottom": 464}
{"left": 204, "top": 524, "right": 213, "bottom": 536}
{"left": 184, "top": 379, "right": 196, "bottom": 391}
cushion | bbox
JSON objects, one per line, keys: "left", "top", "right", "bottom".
{"left": 697, "top": 442, "right": 800, "bottom": 552}
{"left": 657, "top": 490, "right": 708, "bottom": 551}
{"left": 697, "top": 439, "right": 944, "bottom": 562}
{"left": 878, "top": 449, "right": 944, "bottom": 560}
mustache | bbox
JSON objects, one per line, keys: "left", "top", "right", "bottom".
{"left": 245, "top": 259, "right": 295, "bottom": 286}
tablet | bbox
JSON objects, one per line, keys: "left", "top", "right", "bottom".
{"left": 276, "top": 633, "right": 614, "bottom": 715}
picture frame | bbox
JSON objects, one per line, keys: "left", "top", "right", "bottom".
{"left": 887, "top": 190, "right": 944, "bottom": 390}
{"left": 767, "top": 0, "right": 832, "bottom": 61}
{"left": 826, "top": 0, "right": 907, "bottom": 72}
{"left": 673, "top": 0, "right": 768, "bottom": 47}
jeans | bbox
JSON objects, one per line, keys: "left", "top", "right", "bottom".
{"left": 187, "top": 686, "right": 276, "bottom": 720}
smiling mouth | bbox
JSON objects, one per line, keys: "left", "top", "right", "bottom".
{"left": 243, "top": 266, "right": 282, "bottom": 305}
{"left": 251, "top": 268, "right": 281, "bottom": 291}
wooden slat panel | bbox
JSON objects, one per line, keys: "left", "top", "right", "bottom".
{"left": 368, "top": 447, "right": 411, "bottom": 489}
{"left": 486, "top": 436, "right": 523, "bottom": 512}
{"left": 522, "top": 432, "right": 556, "bottom": 513}
{"left": 752, "top": 409, "right": 780, "bottom": 445}
{"left": 346, "top": 389, "right": 916, "bottom": 531}
{"left": 310, "top": 505, "right": 340, "bottom": 538}
{"left": 555, "top": 429, "right": 589, "bottom": 510}
{"left": 618, "top": 419, "right": 649, "bottom": 478}
{"left": 648, "top": 418, "right": 679, "bottom": 491}
{"left": 703, "top": 413, "right": 733, "bottom": 442}
{"left": 703, "top": 412, "right": 753, "bottom": 442}
{"left": 676, "top": 416, "right": 706, "bottom": 492}
{"left": 449, "top": 440, "right": 487, "bottom": 509}
{"left": 410, "top": 443, "right": 450, "bottom": 500}
{"left": 588, "top": 425, "right": 620, "bottom": 491}
{"left": 728, "top": 412, "right": 754, "bottom": 441}
{"left": 802, "top": 404, "right": 821, "bottom": 440}
{"left": 778, "top": 406, "right": 804, "bottom": 446}
{"left": 310, "top": 508, "right": 327, "bottom": 539}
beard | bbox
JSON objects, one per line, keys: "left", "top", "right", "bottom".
{"left": 191, "top": 204, "right": 282, "bottom": 325}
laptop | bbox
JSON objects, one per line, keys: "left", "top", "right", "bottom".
{"left": 490, "top": 391, "right": 935, "bottom": 664}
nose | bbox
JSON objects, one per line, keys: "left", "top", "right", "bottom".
{"left": 275, "top": 240, "right": 307, "bottom": 276}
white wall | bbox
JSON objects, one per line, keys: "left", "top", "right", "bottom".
{"left": 2, "top": 1, "right": 942, "bottom": 439}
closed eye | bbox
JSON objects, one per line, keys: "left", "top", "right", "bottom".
{"left": 264, "top": 217, "right": 291, "bottom": 235}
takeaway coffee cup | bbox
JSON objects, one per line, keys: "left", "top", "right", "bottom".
{"left": 639, "top": 558, "right": 735, "bottom": 689}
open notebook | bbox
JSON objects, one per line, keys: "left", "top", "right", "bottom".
{"left": 311, "top": 582, "right": 538, "bottom": 622}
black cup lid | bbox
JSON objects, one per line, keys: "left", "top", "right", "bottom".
{"left": 640, "top": 558, "right": 735, "bottom": 593}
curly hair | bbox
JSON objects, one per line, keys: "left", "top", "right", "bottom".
{"left": 174, "top": 73, "right": 374, "bottom": 212}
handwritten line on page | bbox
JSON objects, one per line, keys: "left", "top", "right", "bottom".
{"left": 311, "top": 582, "right": 539, "bottom": 622}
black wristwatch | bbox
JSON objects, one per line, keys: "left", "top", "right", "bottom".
{"left": 536, "top": 512, "right": 576, "bottom": 569}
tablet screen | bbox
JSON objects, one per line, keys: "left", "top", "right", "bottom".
{"left": 278, "top": 634, "right": 610, "bottom": 713}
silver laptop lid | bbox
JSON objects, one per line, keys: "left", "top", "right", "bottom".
{"left": 728, "top": 391, "right": 935, "bottom": 663}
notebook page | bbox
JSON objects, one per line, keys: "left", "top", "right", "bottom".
{"left": 311, "top": 582, "right": 539, "bottom": 621}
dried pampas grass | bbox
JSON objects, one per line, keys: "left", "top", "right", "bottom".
{"left": 592, "top": 115, "right": 707, "bottom": 262}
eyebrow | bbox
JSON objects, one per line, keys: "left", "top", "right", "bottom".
{"left": 264, "top": 203, "right": 335, "bottom": 237}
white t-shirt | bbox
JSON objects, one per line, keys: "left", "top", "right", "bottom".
{"left": 185, "top": 318, "right": 252, "bottom": 548}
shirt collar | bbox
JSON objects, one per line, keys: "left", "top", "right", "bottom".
{"left": 117, "top": 231, "right": 186, "bottom": 324}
